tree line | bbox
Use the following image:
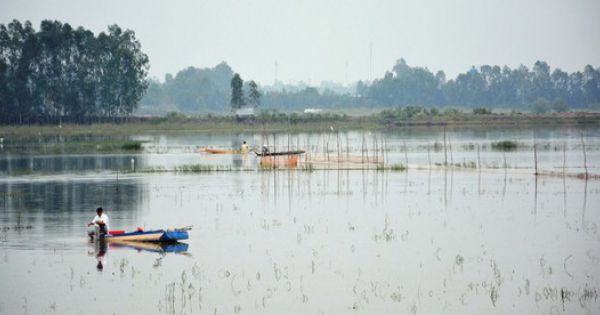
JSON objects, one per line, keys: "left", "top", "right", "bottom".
{"left": 0, "top": 20, "right": 149, "bottom": 124}
{"left": 362, "top": 58, "right": 600, "bottom": 110}
{"left": 143, "top": 59, "right": 599, "bottom": 114}
{"left": 2, "top": 19, "right": 598, "bottom": 122}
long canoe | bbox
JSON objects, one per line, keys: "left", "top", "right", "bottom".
{"left": 254, "top": 150, "right": 305, "bottom": 156}
{"left": 201, "top": 148, "right": 240, "bottom": 154}
{"left": 105, "top": 228, "right": 189, "bottom": 242}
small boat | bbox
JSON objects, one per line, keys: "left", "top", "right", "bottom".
{"left": 260, "top": 155, "right": 299, "bottom": 168}
{"left": 105, "top": 227, "right": 190, "bottom": 243}
{"left": 201, "top": 148, "right": 239, "bottom": 154}
{"left": 254, "top": 150, "right": 305, "bottom": 156}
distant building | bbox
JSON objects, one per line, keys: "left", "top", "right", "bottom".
{"left": 235, "top": 107, "right": 255, "bottom": 117}
{"left": 304, "top": 108, "right": 322, "bottom": 114}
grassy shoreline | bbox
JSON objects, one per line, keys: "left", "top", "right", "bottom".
{"left": 0, "top": 112, "right": 599, "bottom": 136}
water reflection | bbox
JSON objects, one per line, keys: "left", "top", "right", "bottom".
{"left": 89, "top": 238, "right": 189, "bottom": 271}
{"left": 109, "top": 240, "right": 189, "bottom": 255}
{"left": 0, "top": 176, "right": 145, "bottom": 242}
{"left": 93, "top": 238, "right": 107, "bottom": 270}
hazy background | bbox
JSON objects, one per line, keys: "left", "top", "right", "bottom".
{"left": 1, "top": 0, "right": 599, "bottom": 85}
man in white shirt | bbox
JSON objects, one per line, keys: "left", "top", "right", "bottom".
{"left": 87, "top": 207, "right": 110, "bottom": 240}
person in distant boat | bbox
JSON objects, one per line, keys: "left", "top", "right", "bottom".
{"left": 87, "top": 207, "right": 110, "bottom": 240}
{"left": 240, "top": 141, "right": 249, "bottom": 153}
{"left": 261, "top": 145, "right": 270, "bottom": 155}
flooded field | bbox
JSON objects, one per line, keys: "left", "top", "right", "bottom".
{"left": 0, "top": 127, "right": 599, "bottom": 314}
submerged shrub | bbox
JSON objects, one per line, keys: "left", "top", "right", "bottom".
{"left": 491, "top": 140, "right": 518, "bottom": 151}
{"left": 121, "top": 141, "right": 143, "bottom": 150}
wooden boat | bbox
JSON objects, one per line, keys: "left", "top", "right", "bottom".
{"left": 200, "top": 148, "right": 240, "bottom": 154}
{"left": 254, "top": 150, "right": 305, "bottom": 156}
{"left": 260, "top": 155, "right": 299, "bottom": 168}
{"left": 104, "top": 227, "right": 190, "bottom": 242}
{"left": 108, "top": 240, "right": 189, "bottom": 253}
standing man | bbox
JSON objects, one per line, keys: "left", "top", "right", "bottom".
{"left": 87, "top": 207, "right": 110, "bottom": 240}
{"left": 240, "top": 141, "right": 250, "bottom": 154}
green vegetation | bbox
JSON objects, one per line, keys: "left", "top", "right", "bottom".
{"left": 473, "top": 107, "right": 492, "bottom": 115}
{"left": 364, "top": 59, "right": 600, "bottom": 110}
{"left": 29, "top": 139, "right": 145, "bottom": 154}
{"left": 301, "top": 163, "right": 315, "bottom": 172}
{"left": 140, "top": 59, "right": 600, "bottom": 115}
{"left": 1, "top": 109, "right": 599, "bottom": 137}
{"left": 175, "top": 164, "right": 216, "bottom": 172}
{"left": 389, "top": 163, "right": 407, "bottom": 171}
{"left": 0, "top": 20, "right": 149, "bottom": 124}
{"left": 247, "top": 80, "right": 261, "bottom": 108}
{"left": 120, "top": 141, "right": 143, "bottom": 151}
{"left": 491, "top": 140, "right": 518, "bottom": 151}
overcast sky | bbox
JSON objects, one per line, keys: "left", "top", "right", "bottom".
{"left": 1, "top": 0, "right": 599, "bottom": 85}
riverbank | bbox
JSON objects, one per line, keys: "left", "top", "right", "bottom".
{"left": 1, "top": 111, "right": 599, "bottom": 136}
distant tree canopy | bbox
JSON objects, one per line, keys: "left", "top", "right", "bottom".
{"left": 138, "top": 62, "right": 234, "bottom": 114}
{"left": 141, "top": 59, "right": 599, "bottom": 115}
{"left": 261, "top": 87, "right": 363, "bottom": 110}
{"left": 365, "top": 59, "right": 600, "bottom": 109}
{"left": 0, "top": 19, "right": 149, "bottom": 124}
{"left": 247, "top": 80, "right": 261, "bottom": 107}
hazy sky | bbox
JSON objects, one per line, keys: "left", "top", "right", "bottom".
{"left": 1, "top": 0, "right": 599, "bottom": 85}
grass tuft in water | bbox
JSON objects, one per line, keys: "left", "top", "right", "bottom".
{"left": 120, "top": 140, "right": 143, "bottom": 150}
{"left": 491, "top": 140, "right": 518, "bottom": 151}
{"left": 176, "top": 164, "right": 215, "bottom": 172}
{"left": 389, "top": 163, "right": 407, "bottom": 171}
{"left": 301, "top": 163, "right": 315, "bottom": 172}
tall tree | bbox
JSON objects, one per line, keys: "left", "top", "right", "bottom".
{"left": 247, "top": 80, "right": 261, "bottom": 107}
{"left": 230, "top": 73, "right": 244, "bottom": 112}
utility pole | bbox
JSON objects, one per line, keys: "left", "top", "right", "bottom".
{"left": 274, "top": 60, "right": 278, "bottom": 84}
{"left": 369, "top": 41, "right": 373, "bottom": 81}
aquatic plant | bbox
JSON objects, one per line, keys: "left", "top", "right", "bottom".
{"left": 176, "top": 164, "right": 214, "bottom": 172}
{"left": 389, "top": 163, "right": 407, "bottom": 171}
{"left": 491, "top": 140, "right": 518, "bottom": 151}
{"left": 120, "top": 140, "right": 143, "bottom": 150}
{"left": 301, "top": 163, "right": 315, "bottom": 171}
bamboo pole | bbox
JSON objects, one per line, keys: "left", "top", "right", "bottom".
{"left": 326, "top": 133, "right": 330, "bottom": 162}
{"left": 374, "top": 135, "right": 379, "bottom": 165}
{"left": 336, "top": 132, "right": 341, "bottom": 161}
{"left": 477, "top": 144, "right": 481, "bottom": 169}
{"left": 562, "top": 142, "right": 566, "bottom": 178}
{"left": 427, "top": 145, "right": 432, "bottom": 168}
{"left": 443, "top": 128, "right": 448, "bottom": 165}
{"left": 449, "top": 138, "right": 453, "bottom": 166}
{"left": 365, "top": 135, "right": 370, "bottom": 164}
{"left": 403, "top": 140, "right": 408, "bottom": 167}
{"left": 581, "top": 133, "right": 588, "bottom": 178}
{"left": 382, "top": 136, "right": 386, "bottom": 165}
{"left": 533, "top": 141, "right": 538, "bottom": 176}
{"left": 361, "top": 134, "right": 365, "bottom": 164}
{"left": 346, "top": 133, "right": 350, "bottom": 161}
